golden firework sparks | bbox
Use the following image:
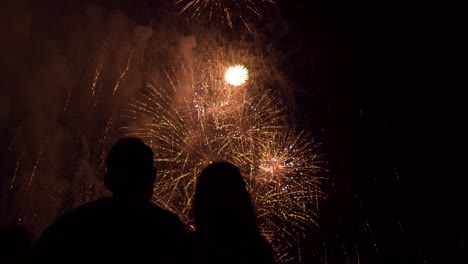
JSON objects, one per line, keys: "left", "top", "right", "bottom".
{"left": 124, "top": 62, "right": 325, "bottom": 262}
{"left": 175, "top": 0, "right": 276, "bottom": 31}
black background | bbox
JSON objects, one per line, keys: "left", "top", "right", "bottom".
{"left": 279, "top": 1, "right": 463, "bottom": 263}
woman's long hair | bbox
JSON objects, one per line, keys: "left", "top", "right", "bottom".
{"left": 193, "top": 161, "right": 259, "bottom": 237}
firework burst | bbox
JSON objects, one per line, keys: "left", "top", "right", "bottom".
{"left": 225, "top": 64, "right": 249, "bottom": 86}
{"left": 124, "top": 61, "right": 325, "bottom": 262}
{"left": 248, "top": 129, "right": 325, "bottom": 253}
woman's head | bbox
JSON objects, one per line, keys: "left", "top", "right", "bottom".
{"left": 193, "top": 161, "right": 257, "bottom": 235}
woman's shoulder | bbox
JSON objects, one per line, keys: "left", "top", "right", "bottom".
{"left": 252, "top": 235, "right": 276, "bottom": 264}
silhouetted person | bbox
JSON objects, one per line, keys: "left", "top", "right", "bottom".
{"left": 190, "top": 161, "right": 275, "bottom": 264}
{"left": 32, "top": 137, "right": 187, "bottom": 264}
{"left": 0, "top": 225, "right": 31, "bottom": 264}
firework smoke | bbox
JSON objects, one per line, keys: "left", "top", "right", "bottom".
{"left": 0, "top": 1, "right": 154, "bottom": 236}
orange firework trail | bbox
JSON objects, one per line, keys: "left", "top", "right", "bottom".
{"left": 124, "top": 62, "right": 326, "bottom": 262}
{"left": 175, "top": 0, "right": 276, "bottom": 31}
{"left": 18, "top": 132, "right": 49, "bottom": 225}
{"left": 113, "top": 46, "right": 134, "bottom": 95}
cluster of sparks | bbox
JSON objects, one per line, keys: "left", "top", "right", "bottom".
{"left": 124, "top": 62, "right": 325, "bottom": 262}
{"left": 175, "top": 0, "right": 276, "bottom": 31}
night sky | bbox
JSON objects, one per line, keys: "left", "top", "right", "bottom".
{"left": 0, "top": 0, "right": 463, "bottom": 263}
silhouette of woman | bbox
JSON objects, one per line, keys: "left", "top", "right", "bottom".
{"left": 191, "top": 161, "right": 275, "bottom": 264}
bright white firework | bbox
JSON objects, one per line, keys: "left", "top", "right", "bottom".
{"left": 225, "top": 65, "right": 249, "bottom": 86}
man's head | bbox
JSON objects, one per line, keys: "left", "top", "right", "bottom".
{"left": 104, "top": 137, "right": 156, "bottom": 202}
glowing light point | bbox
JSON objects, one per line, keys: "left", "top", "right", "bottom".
{"left": 225, "top": 65, "right": 249, "bottom": 86}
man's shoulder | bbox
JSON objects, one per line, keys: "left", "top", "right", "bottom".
{"left": 35, "top": 198, "right": 112, "bottom": 246}
{"left": 49, "top": 198, "right": 112, "bottom": 228}
{"left": 64, "top": 197, "right": 111, "bottom": 217}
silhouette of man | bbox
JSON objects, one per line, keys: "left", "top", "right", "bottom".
{"left": 32, "top": 137, "right": 187, "bottom": 264}
{"left": 0, "top": 225, "right": 31, "bottom": 264}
